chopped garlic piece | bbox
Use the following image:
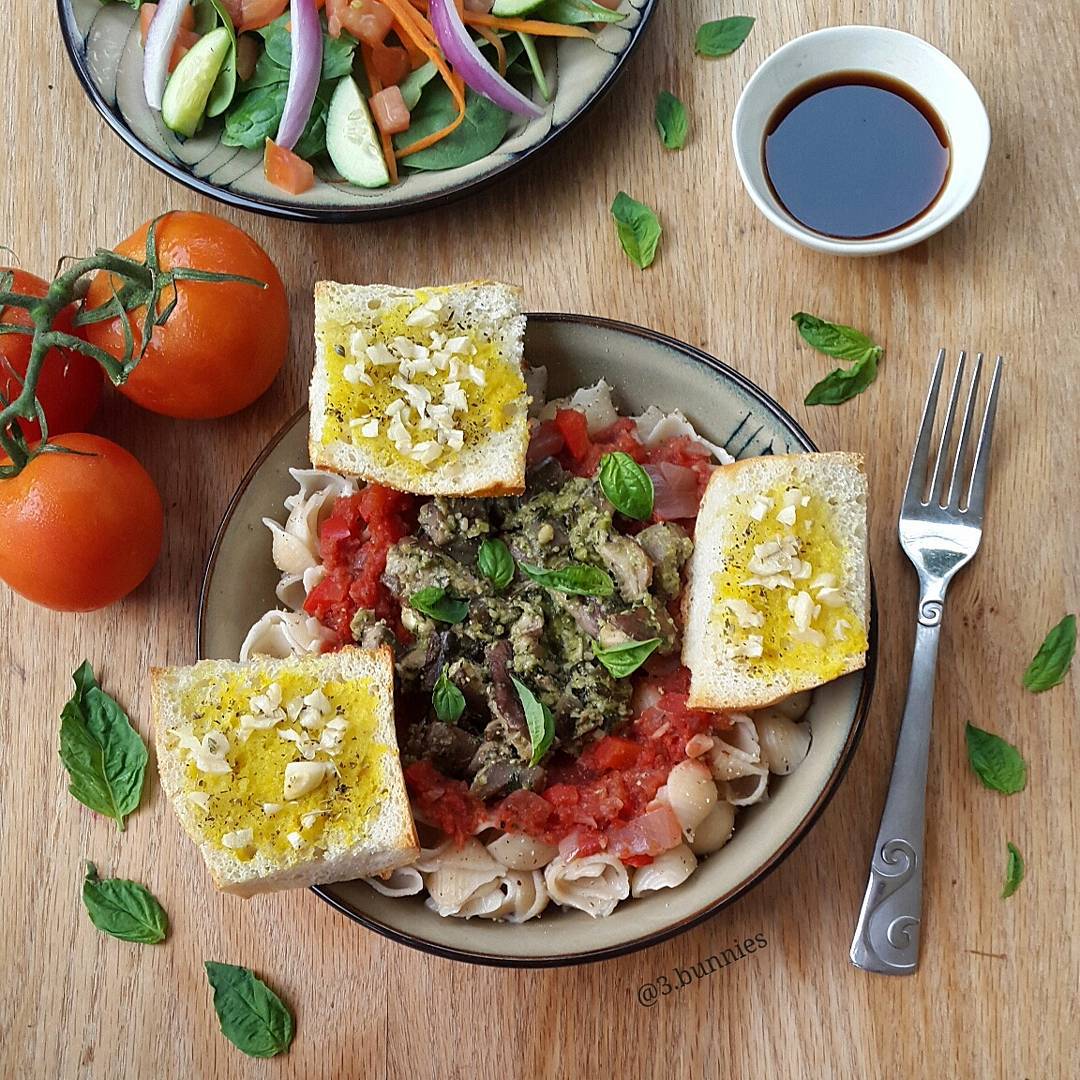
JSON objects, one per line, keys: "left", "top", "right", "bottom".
{"left": 810, "top": 572, "right": 838, "bottom": 590}
{"left": 349, "top": 328, "right": 369, "bottom": 356}
{"left": 444, "top": 334, "right": 470, "bottom": 355}
{"left": 781, "top": 487, "right": 803, "bottom": 508}
{"left": 222, "top": 829, "right": 253, "bottom": 850}
{"left": 834, "top": 619, "right": 851, "bottom": 640}
{"left": 725, "top": 597, "right": 766, "bottom": 629}
{"left": 816, "top": 586, "right": 844, "bottom": 607}
{"left": 788, "top": 591, "right": 819, "bottom": 632}
{"left": 749, "top": 495, "right": 773, "bottom": 521}
{"left": 286, "top": 832, "right": 304, "bottom": 850}
{"left": 366, "top": 342, "right": 396, "bottom": 366}
{"left": 262, "top": 802, "right": 283, "bottom": 816}
{"left": 791, "top": 627, "right": 827, "bottom": 647}
{"left": 300, "top": 810, "right": 326, "bottom": 830}
{"left": 283, "top": 760, "right": 332, "bottom": 800}
{"left": 187, "top": 792, "right": 211, "bottom": 812}
{"left": 342, "top": 362, "right": 372, "bottom": 387}
{"left": 360, "top": 418, "right": 379, "bottom": 438}
{"left": 776, "top": 504, "right": 797, "bottom": 527}
{"left": 730, "top": 635, "right": 764, "bottom": 659}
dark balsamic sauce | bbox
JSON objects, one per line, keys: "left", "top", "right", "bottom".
{"left": 763, "top": 71, "right": 950, "bottom": 240}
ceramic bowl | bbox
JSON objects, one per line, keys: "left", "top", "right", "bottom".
{"left": 732, "top": 25, "right": 991, "bottom": 256}
{"left": 57, "top": 0, "right": 655, "bottom": 222}
{"left": 197, "top": 314, "right": 877, "bottom": 966}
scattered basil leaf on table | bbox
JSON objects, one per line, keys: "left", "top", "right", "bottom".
{"left": 695, "top": 16, "right": 755, "bottom": 57}
{"left": 1022, "top": 613, "right": 1076, "bottom": 692}
{"left": 433, "top": 670, "right": 466, "bottom": 724}
{"left": 610, "top": 192, "right": 662, "bottom": 270}
{"left": 511, "top": 677, "right": 555, "bottom": 766}
{"left": 409, "top": 587, "right": 469, "bottom": 624}
{"left": 520, "top": 562, "right": 615, "bottom": 597}
{"left": 477, "top": 538, "right": 515, "bottom": 591}
{"left": 965, "top": 722, "right": 1027, "bottom": 795}
{"left": 59, "top": 661, "right": 147, "bottom": 831}
{"left": 1001, "top": 842, "right": 1025, "bottom": 899}
{"left": 82, "top": 862, "right": 168, "bottom": 944}
{"left": 204, "top": 961, "right": 295, "bottom": 1059}
{"left": 793, "top": 312, "right": 884, "bottom": 405}
{"left": 534, "top": 0, "right": 626, "bottom": 26}
{"left": 655, "top": 91, "right": 688, "bottom": 150}
{"left": 592, "top": 638, "right": 662, "bottom": 679}
{"left": 599, "top": 451, "right": 654, "bottom": 520}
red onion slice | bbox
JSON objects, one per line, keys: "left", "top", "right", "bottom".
{"left": 143, "top": 0, "right": 192, "bottom": 110}
{"left": 428, "top": 0, "right": 544, "bottom": 118}
{"left": 275, "top": 0, "right": 324, "bottom": 151}
{"left": 644, "top": 462, "right": 700, "bottom": 520}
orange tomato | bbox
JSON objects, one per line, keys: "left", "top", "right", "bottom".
{"left": 264, "top": 138, "right": 316, "bottom": 194}
{"left": 217, "top": 0, "right": 293, "bottom": 33}
{"left": 80, "top": 212, "right": 289, "bottom": 419}
{"left": 371, "top": 42, "right": 410, "bottom": 87}
{"left": 0, "top": 434, "right": 163, "bottom": 612}
{"left": 0, "top": 269, "right": 103, "bottom": 442}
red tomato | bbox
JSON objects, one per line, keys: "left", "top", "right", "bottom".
{"left": 217, "top": 0, "right": 291, "bottom": 33}
{"left": 553, "top": 408, "right": 591, "bottom": 461}
{"left": 370, "top": 85, "right": 410, "bottom": 134}
{"left": 581, "top": 735, "right": 640, "bottom": 772}
{"left": 80, "top": 212, "right": 288, "bottom": 419}
{"left": 328, "top": 0, "right": 394, "bottom": 43}
{"left": 370, "top": 43, "right": 410, "bottom": 87}
{"left": 0, "top": 434, "right": 163, "bottom": 611}
{"left": 404, "top": 760, "right": 482, "bottom": 845}
{"left": 0, "top": 269, "right": 102, "bottom": 442}
{"left": 263, "top": 138, "right": 315, "bottom": 194}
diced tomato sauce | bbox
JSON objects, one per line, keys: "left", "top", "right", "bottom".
{"left": 303, "top": 485, "right": 417, "bottom": 646}
{"left": 403, "top": 760, "right": 482, "bottom": 845}
{"left": 642, "top": 434, "right": 715, "bottom": 508}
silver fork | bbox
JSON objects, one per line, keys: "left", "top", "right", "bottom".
{"left": 850, "top": 349, "right": 1003, "bottom": 976}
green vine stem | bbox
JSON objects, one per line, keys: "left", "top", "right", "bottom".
{"left": 0, "top": 215, "right": 264, "bottom": 477}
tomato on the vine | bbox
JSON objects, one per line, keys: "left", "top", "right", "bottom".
{"left": 0, "top": 434, "right": 163, "bottom": 612}
{"left": 80, "top": 211, "right": 289, "bottom": 420}
{"left": 0, "top": 269, "right": 102, "bottom": 442}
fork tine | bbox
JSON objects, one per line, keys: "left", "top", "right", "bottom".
{"left": 965, "top": 356, "right": 1003, "bottom": 518}
{"left": 904, "top": 349, "right": 946, "bottom": 507}
{"left": 928, "top": 352, "right": 966, "bottom": 505}
{"left": 945, "top": 353, "right": 983, "bottom": 507}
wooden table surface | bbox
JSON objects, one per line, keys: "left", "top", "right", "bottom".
{"left": 2, "top": 1, "right": 1077, "bottom": 1077}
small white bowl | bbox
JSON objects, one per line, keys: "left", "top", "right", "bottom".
{"left": 732, "top": 26, "right": 991, "bottom": 256}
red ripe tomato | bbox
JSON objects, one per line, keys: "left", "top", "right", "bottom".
{"left": 80, "top": 212, "right": 289, "bottom": 420}
{"left": 0, "top": 434, "right": 163, "bottom": 611}
{"left": 327, "top": 0, "right": 393, "bottom": 43}
{"left": 370, "top": 43, "right": 410, "bottom": 87}
{"left": 0, "top": 269, "right": 102, "bottom": 442}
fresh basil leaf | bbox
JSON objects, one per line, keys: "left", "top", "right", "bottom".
{"left": 261, "top": 13, "right": 357, "bottom": 82}
{"left": 965, "top": 723, "right": 1027, "bottom": 795}
{"left": 205, "top": 961, "right": 295, "bottom": 1059}
{"left": 1001, "top": 842, "right": 1024, "bottom": 899}
{"left": 82, "top": 862, "right": 167, "bottom": 944}
{"left": 695, "top": 16, "right": 755, "bottom": 57}
{"left": 510, "top": 677, "right": 555, "bottom": 766}
{"left": 792, "top": 312, "right": 883, "bottom": 363}
{"left": 592, "top": 637, "right": 661, "bottom": 679}
{"left": 433, "top": 669, "right": 466, "bottom": 724}
{"left": 804, "top": 351, "right": 881, "bottom": 405}
{"left": 221, "top": 83, "right": 287, "bottom": 148}
{"left": 519, "top": 562, "right": 614, "bottom": 598}
{"left": 59, "top": 662, "right": 147, "bottom": 831}
{"left": 410, "top": 586, "right": 469, "bottom": 623}
{"left": 655, "top": 90, "right": 688, "bottom": 150}
{"left": 1022, "top": 614, "right": 1076, "bottom": 692}
{"left": 611, "top": 191, "right": 661, "bottom": 270}
{"left": 396, "top": 84, "right": 510, "bottom": 170}
{"left": 477, "top": 538, "right": 515, "bottom": 591}
{"left": 533, "top": 0, "right": 625, "bottom": 25}
{"left": 599, "top": 451, "right": 654, "bottom": 520}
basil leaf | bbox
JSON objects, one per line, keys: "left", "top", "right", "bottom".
{"left": 1001, "top": 842, "right": 1024, "bottom": 899}
{"left": 519, "top": 562, "right": 614, "bottom": 598}
{"left": 533, "top": 0, "right": 625, "bottom": 25}
{"left": 965, "top": 723, "right": 1027, "bottom": 795}
{"left": 433, "top": 670, "right": 466, "bottom": 724}
{"left": 82, "top": 862, "right": 167, "bottom": 944}
{"left": 655, "top": 90, "right": 688, "bottom": 150}
{"left": 59, "top": 662, "right": 147, "bottom": 831}
{"left": 396, "top": 84, "right": 509, "bottom": 170}
{"left": 611, "top": 192, "right": 662, "bottom": 270}
{"left": 695, "top": 16, "right": 755, "bottom": 57}
{"left": 792, "top": 312, "right": 884, "bottom": 363}
{"left": 511, "top": 677, "right": 555, "bottom": 766}
{"left": 599, "top": 451, "right": 654, "bottom": 520}
{"left": 1022, "top": 613, "right": 1076, "bottom": 692}
{"left": 477, "top": 538, "right": 515, "bottom": 591}
{"left": 410, "top": 586, "right": 469, "bottom": 623}
{"left": 205, "top": 961, "right": 295, "bottom": 1059}
{"left": 804, "top": 351, "right": 881, "bottom": 405}
{"left": 592, "top": 637, "right": 661, "bottom": 679}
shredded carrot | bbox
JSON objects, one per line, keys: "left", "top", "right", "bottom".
{"left": 473, "top": 24, "right": 507, "bottom": 77}
{"left": 360, "top": 45, "right": 400, "bottom": 184}
{"left": 409, "top": 0, "right": 594, "bottom": 37}
{"left": 395, "top": 20, "right": 429, "bottom": 68}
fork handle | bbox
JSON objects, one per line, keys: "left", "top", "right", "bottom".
{"left": 849, "top": 589, "right": 945, "bottom": 975}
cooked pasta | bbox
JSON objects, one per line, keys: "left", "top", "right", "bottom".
{"left": 631, "top": 844, "right": 697, "bottom": 897}
{"left": 660, "top": 759, "right": 719, "bottom": 842}
{"left": 240, "top": 609, "right": 335, "bottom": 661}
{"left": 485, "top": 832, "right": 560, "bottom": 871}
{"left": 479, "top": 871, "right": 550, "bottom": 923}
{"left": 688, "top": 802, "right": 736, "bottom": 856}
{"left": 544, "top": 853, "right": 630, "bottom": 918}
{"left": 754, "top": 711, "right": 813, "bottom": 775}
{"left": 364, "top": 865, "right": 425, "bottom": 898}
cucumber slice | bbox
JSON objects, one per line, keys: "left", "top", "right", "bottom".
{"left": 161, "top": 27, "right": 232, "bottom": 137}
{"left": 492, "top": 0, "right": 548, "bottom": 15}
{"left": 326, "top": 75, "right": 390, "bottom": 189}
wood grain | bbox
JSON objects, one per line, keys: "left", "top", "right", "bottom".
{"left": 2, "top": 1, "right": 1077, "bottom": 1077}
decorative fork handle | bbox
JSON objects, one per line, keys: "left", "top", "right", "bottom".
{"left": 850, "top": 583, "right": 945, "bottom": 975}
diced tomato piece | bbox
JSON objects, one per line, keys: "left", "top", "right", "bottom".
{"left": 607, "top": 807, "right": 683, "bottom": 860}
{"left": 553, "top": 408, "right": 591, "bottom": 462}
{"left": 370, "top": 85, "right": 410, "bottom": 135}
{"left": 404, "top": 761, "right": 481, "bottom": 846}
{"left": 328, "top": 0, "right": 394, "bottom": 43}
{"left": 263, "top": 138, "right": 315, "bottom": 194}
{"left": 526, "top": 420, "right": 565, "bottom": 466}
{"left": 496, "top": 789, "right": 554, "bottom": 836}
{"left": 582, "top": 735, "right": 640, "bottom": 772}
{"left": 370, "top": 42, "right": 410, "bottom": 86}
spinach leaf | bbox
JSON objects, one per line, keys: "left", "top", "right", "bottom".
{"left": 205, "top": 961, "right": 295, "bottom": 1059}
{"left": 294, "top": 85, "right": 331, "bottom": 159}
{"left": 592, "top": 638, "right": 661, "bottom": 679}
{"left": 1022, "top": 613, "right": 1076, "bottom": 692}
{"left": 477, "top": 538, "right": 515, "bottom": 591}
{"left": 244, "top": 50, "right": 290, "bottom": 90}
{"left": 399, "top": 61, "right": 438, "bottom": 110}
{"left": 222, "top": 83, "right": 287, "bottom": 148}
{"left": 1001, "top": 842, "right": 1024, "bottom": 899}
{"left": 410, "top": 586, "right": 470, "bottom": 623}
{"left": 396, "top": 84, "right": 510, "bottom": 171}
{"left": 599, "top": 451, "right": 654, "bottom": 520}
{"left": 511, "top": 677, "right": 555, "bottom": 766}
{"left": 433, "top": 670, "right": 466, "bottom": 724}
{"left": 655, "top": 90, "right": 688, "bottom": 150}
{"left": 695, "top": 16, "right": 755, "bottom": 57}
{"left": 519, "top": 562, "right": 614, "bottom": 598}
{"left": 517, "top": 32, "right": 550, "bottom": 101}
{"left": 204, "top": 0, "right": 238, "bottom": 117}
{"left": 610, "top": 191, "right": 661, "bottom": 269}
{"left": 82, "top": 862, "right": 168, "bottom": 944}
{"left": 261, "top": 13, "right": 357, "bottom": 82}
{"left": 533, "top": 0, "right": 625, "bottom": 25}
{"left": 59, "top": 661, "right": 147, "bottom": 830}
{"left": 965, "top": 723, "right": 1027, "bottom": 795}
{"left": 793, "top": 312, "right": 884, "bottom": 405}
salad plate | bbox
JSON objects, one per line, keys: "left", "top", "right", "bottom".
{"left": 197, "top": 314, "right": 877, "bottom": 966}
{"left": 57, "top": 0, "right": 656, "bottom": 222}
